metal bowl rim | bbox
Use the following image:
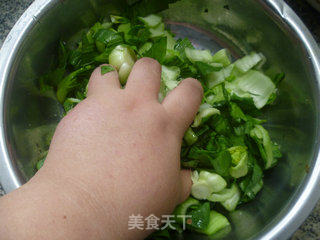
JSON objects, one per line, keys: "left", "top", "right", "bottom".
{"left": 0, "top": 0, "right": 319, "bottom": 239}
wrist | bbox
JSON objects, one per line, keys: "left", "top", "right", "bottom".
{"left": 31, "top": 168, "right": 120, "bottom": 239}
{"left": 0, "top": 169, "right": 118, "bottom": 240}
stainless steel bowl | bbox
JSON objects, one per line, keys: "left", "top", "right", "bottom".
{"left": 0, "top": 0, "right": 320, "bottom": 239}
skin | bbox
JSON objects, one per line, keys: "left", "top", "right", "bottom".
{"left": 0, "top": 58, "right": 203, "bottom": 240}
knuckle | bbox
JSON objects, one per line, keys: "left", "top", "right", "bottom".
{"left": 142, "top": 106, "right": 169, "bottom": 130}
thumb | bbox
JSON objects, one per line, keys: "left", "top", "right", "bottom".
{"left": 179, "top": 170, "right": 193, "bottom": 203}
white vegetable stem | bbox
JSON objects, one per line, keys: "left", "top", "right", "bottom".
{"left": 191, "top": 171, "right": 227, "bottom": 200}
{"left": 192, "top": 103, "right": 220, "bottom": 127}
{"left": 208, "top": 183, "right": 241, "bottom": 211}
{"left": 109, "top": 45, "right": 136, "bottom": 84}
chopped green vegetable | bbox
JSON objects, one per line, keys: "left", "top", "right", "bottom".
{"left": 208, "top": 183, "right": 240, "bottom": 211}
{"left": 94, "top": 29, "right": 124, "bottom": 48}
{"left": 240, "top": 161, "right": 264, "bottom": 201}
{"left": 164, "top": 31, "right": 176, "bottom": 51}
{"left": 174, "top": 38, "right": 194, "bottom": 61}
{"left": 138, "top": 42, "right": 153, "bottom": 56}
{"left": 143, "top": 37, "right": 167, "bottom": 63}
{"left": 188, "top": 202, "right": 211, "bottom": 230}
{"left": 192, "top": 104, "right": 220, "bottom": 128}
{"left": 159, "top": 65, "right": 180, "bottom": 101}
{"left": 195, "top": 61, "right": 223, "bottom": 75}
{"left": 230, "top": 102, "right": 247, "bottom": 123}
{"left": 212, "top": 49, "right": 232, "bottom": 67}
{"left": 57, "top": 65, "right": 94, "bottom": 103}
{"left": 174, "top": 197, "right": 199, "bottom": 217}
{"left": 109, "top": 45, "right": 136, "bottom": 84}
{"left": 250, "top": 125, "right": 280, "bottom": 169}
{"left": 139, "top": 14, "right": 162, "bottom": 28}
{"left": 149, "top": 23, "right": 166, "bottom": 38}
{"left": 228, "top": 146, "right": 248, "bottom": 178}
{"left": 37, "top": 7, "right": 283, "bottom": 238}
{"left": 225, "top": 70, "right": 276, "bottom": 109}
{"left": 110, "top": 15, "right": 129, "bottom": 24}
{"left": 184, "top": 128, "right": 198, "bottom": 146}
{"left": 205, "top": 84, "right": 226, "bottom": 107}
{"left": 232, "top": 52, "right": 264, "bottom": 75}
{"left": 206, "top": 64, "right": 234, "bottom": 88}
{"left": 197, "top": 211, "right": 230, "bottom": 236}
{"left": 210, "top": 150, "right": 232, "bottom": 177}
{"left": 118, "top": 23, "right": 132, "bottom": 42}
{"left": 191, "top": 170, "right": 227, "bottom": 200}
{"left": 185, "top": 48, "right": 213, "bottom": 63}
{"left": 101, "top": 65, "right": 115, "bottom": 75}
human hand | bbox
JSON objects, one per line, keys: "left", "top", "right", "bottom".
{"left": 0, "top": 58, "right": 203, "bottom": 240}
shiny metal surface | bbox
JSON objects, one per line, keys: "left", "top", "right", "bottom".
{"left": 0, "top": 0, "right": 319, "bottom": 239}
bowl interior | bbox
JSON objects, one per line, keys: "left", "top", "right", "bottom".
{"left": 3, "top": 0, "right": 320, "bottom": 239}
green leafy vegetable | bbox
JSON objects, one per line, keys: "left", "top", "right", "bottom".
{"left": 195, "top": 61, "right": 223, "bottom": 75}
{"left": 110, "top": 15, "right": 129, "bottom": 24}
{"left": 139, "top": 14, "right": 162, "bottom": 28}
{"left": 138, "top": 42, "right": 153, "bottom": 55}
{"left": 210, "top": 150, "right": 232, "bottom": 177}
{"left": 240, "top": 161, "right": 264, "bottom": 201}
{"left": 212, "top": 49, "right": 232, "bottom": 67}
{"left": 206, "top": 64, "right": 234, "bottom": 88}
{"left": 228, "top": 146, "right": 249, "bottom": 178}
{"left": 174, "top": 197, "right": 200, "bottom": 217}
{"left": 205, "top": 84, "right": 227, "bottom": 107}
{"left": 232, "top": 52, "right": 264, "bottom": 75}
{"left": 174, "top": 38, "right": 194, "bottom": 61}
{"left": 208, "top": 183, "right": 241, "bottom": 211}
{"left": 159, "top": 65, "right": 180, "bottom": 100}
{"left": 149, "top": 23, "right": 166, "bottom": 38}
{"left": 37, "top": 6, "right": 283, "bottom": 238}
{"left": 191, "top": 170, "right": 227, "bottom": 200}
{"left": 94, "top": 29, "right": 124, "bottom": 47}
{"left": 109, "top": 45, "right": 137, "bottom": 84}
{"left": 101, "top": 65, "right": 115, "bottom": 75}
{"left": 192, "top": 104, "right": 220, "bottom": 128}
{"left": 185, "top": 48, "right": 213, "bottom": 63}
{"left": 143, "top": 37, "right": 167, "bottom": 63}
{"left": 57, "top": 65, "right": 94, "bottom": 103}
{"left": 197, "top": 211, "right": 230, "bottom": 236}
{"left": 229, "top": 102, "right": 247, "bottom": 123}
{"left": 188, "top": 202, "right": 211, "bottom": 230}
{"left": 225, "top": 70, "right": 276, "bottom": 109}
{"left": 184, "top": 128, "right": 198, "bottom": 146}
{"left": 250, "top": 125, "right": 280, "bottom": 169}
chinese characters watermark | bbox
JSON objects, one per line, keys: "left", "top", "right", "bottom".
{"left": 128, "top": 214, "right": 191, "bottom": 230}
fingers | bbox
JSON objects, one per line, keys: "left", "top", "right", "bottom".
{"left": 180, "top": 170, "right": 192, "bottom": 203}
{"left": 125, "top": 58, "right": 162, "bottom": 101}
{"left": 162, "top": 78, "right": 203, "bottom": 136}
{"left": 87, "top": 65, "right": 121, "bottom": 97}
